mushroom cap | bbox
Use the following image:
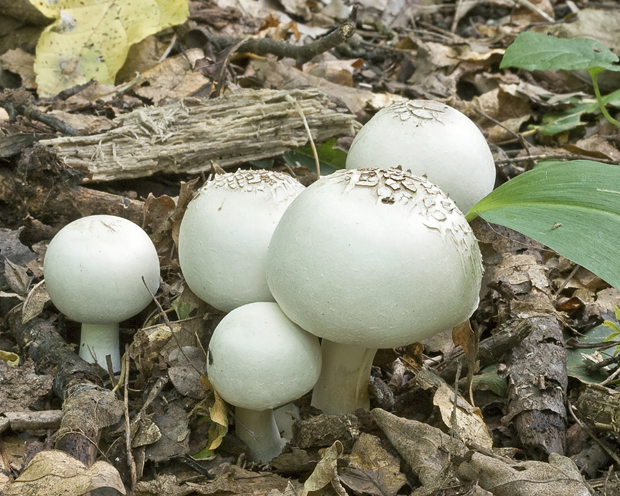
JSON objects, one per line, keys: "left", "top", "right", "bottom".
{"left": 206, "top": 302, "right": 322, "bottom": 411}
{"left": 178, "top": 170, "right": 304, "bottom": 312}
{"left": 266, "top": 168, "right": 483, "bottom": 349}
{"left": 44, "top": 215, "right": 160, "bottom": 324}
{"left": 345, "top": 100, "right": 495, "bottom": 213}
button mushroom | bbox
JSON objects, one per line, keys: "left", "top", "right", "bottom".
{"left": 346, "top": 100, "right": 496, "bottom": 213}
{"left": 43, "top": 215, "right": 160, "bottom": 373}
{"left": 206, "top": 302, "right": 321, "bottom": 463}
{"left": 266, "top": 168, "right": 483, "bottom": 414}
{"left": 178, "top": 170, "right": 305, "bottom": 312}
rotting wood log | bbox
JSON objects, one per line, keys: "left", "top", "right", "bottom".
{"left": 40, "top": 88, "right": 359, "bottom": 182}
{"left": 7, "top": 308, "right": 124, "bottom": 467}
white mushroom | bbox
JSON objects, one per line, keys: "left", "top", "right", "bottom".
{"left": 346, "top": 100, "right": 496, "bottom": 213}
{"left": 43, "top": 215, "right": 160, "bottom": 373}
{"left": 266, "top": 168, "right": 483, "bottom": 415}
{"left": 178, "top": 170, "right": 305, "bottom": 312}
{"left": 206, "top": 302, "right": 321, "bottom": 463}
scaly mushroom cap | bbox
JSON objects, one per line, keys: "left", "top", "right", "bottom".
{"left": 346, "top": 100, "right": 495, "bottom": 213}
{"left": 44, "top": 215, "right": 160, "bottom": 324}
{"left": 266, "top": 168, "right": 483, "bottom": 349}
{"left": 178, "top": 170, "right": 305, "bottom": 312}
{"left": 206, "top": 302, "right": 322, "bottom": 411}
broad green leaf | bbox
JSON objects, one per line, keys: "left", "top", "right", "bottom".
{"left": 565, "top": 325, "right": 615, "bottom": 384}
{"left": 535, "top": 88, "right": 620, "bottom": 135}
{"left": 30, "top": 0, "right": 189, "bottom": 97}
{"left": 501, "top": 32, "right": 620, "bottom": 73}
{"left": 283, "top": 139, "right": 347, "bottom": 175}
{"left": 466, "top": 160, "right": 620, "bottom": 290}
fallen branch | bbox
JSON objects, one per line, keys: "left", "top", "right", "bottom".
{"left": 41, "top": 88, "right": 358, "bottom": 182}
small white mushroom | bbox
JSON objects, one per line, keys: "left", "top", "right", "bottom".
{"left": 206, "top": 302, "right": 321, "bottom": 463}
{"left": 43, "top": 215, "right": 160, "bottom": 373}
{"left": 178, "top": 170, "right": 305, "bottom": 312}
{"left": 346, "top": 100, "right": 496, "bottom": 213}
{"left": 266, "top": 168, "right": 483, "bottom": 414}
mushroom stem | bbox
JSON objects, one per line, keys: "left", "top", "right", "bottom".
{"left": 79, "top": 323, "right": 121, "bottom": 373}
{"left": 311, "top": 340, "right": 377, "bottom": 415}
{"left": 235, "top": 407, "right": 286, "bottom": 463}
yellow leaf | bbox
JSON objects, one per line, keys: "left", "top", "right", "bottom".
{"left": 30, "top": 0, "right": 189, "bottom": 97}
{"left": 200, "top": 376, "right": 229, "bottom": 451}
{"left": 0, "top": 350, "right": 19, "bottom": 367}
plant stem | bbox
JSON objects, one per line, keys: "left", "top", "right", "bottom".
{"left": 235, "top": 407, "right": 285, "bottom": 463}
{"left": 80, "top": 323, "right": 120, "bottom": 373}
{"left": 311, "top": 340, "right": 377, "bottom": 415}
{"left": 589, "top": 68, "right": 620, "bottom": 128}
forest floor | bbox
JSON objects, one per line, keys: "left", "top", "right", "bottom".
{"left": 1, "top": 0, "right": 620, "bottom": 494}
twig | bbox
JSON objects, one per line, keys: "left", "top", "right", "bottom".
{"left": 286, "top": 94, "right": 320, "bottom": 177}
{"left": 495, "top": 154, "right": 620, "bottom": 166}
{"left": 0, "top": 89, "right": 77, "bottom": 136}
{"left": 473, "top": 107, "right": 534, "bottom": 162}
{"left": 568, "top": 401, "right": 620, "bottom": 466}
{"left": 123, "top": 346, "right": 137, "bottom": 493}
{"left": 507, "top": 0, "right": 555, "bottom": 22}
{"left": 211, "top": 6, "right": 358, "bottom": 67}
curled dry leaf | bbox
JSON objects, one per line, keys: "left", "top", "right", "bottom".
{"left": 299, "top": 440, "right": 345, "bottom": 496}
{"left": 5, "top": 449, "right": 126, "bottom": 496}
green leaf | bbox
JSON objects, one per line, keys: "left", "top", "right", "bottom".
{"left": 466, "top": 160, "right": 620, "bottom": 290}
{"left": 565, "top": 325, "right": 612, "bottom": 384}
{"left": 535, "top": 88, "right": 620, "bottom": 135}
{"left": 471, "top": 364, "right": 508, "bottom": 397}
{"left": 283, "top": 139, "right": 347, "bottom": 175}
{"left": 500, "top": 32, "right": 620, "bottom": 73}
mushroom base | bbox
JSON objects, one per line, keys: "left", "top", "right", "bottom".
{"left": 311, "top": 340, "right": 377, "bottom": 415}
{"left": 79, "top": 323, "right": 121, "bottom": 373}
{"left": 235, "top": 407, "right": 286, "bottom": 463}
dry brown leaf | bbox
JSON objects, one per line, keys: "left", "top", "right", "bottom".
{"left": 135, "top": 48, "right": 211, "bottom": 104}
{"left": 371, "top": 408, "right": 468, "bottom": 490}
{"left": 433, "top": 383, "right": 493, "bottom": 450}
{"left": 458, "top": 452, "right": 589, "bottom": 496}
{"left": 564, "top": 136, "right": 620, "bottom": 162}
{"left": 0, "top": 48, "right": 36, "bottom": 89}
{"left": 21, "top": 280, "right": 49, "bottom": 324}
{"left": 299, "top": 440, "right": 344, "bottom": 496}
{"left": 5, "top": 450, "right": 126, "bottom": 496}
{"left": 340, "top": 433, "right": 407, "bottom": 496}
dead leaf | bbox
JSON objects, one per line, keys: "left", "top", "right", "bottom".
{"left": 5, "top": 449, "right": 126, "bottom": 496}
{"left": 4, "top": 258, "right": 32, "bottom": 296}
{"left": 299, "top": 441, "right": 344, "bottom": 496}
{"left": 0, "top": 351, "right": 19, "bottom": 367}
{"left": 433, "top": 383, "right": 493, "bottom": 450}
{"left": 0, "top": 48, "right": 36, "bottom": 89}
{"left": 30, "top": 0, "right": 189, "bottom": 97}
{"left": 0, "top": 360, "right": 53, "bottom": 413}
{"left": 340, "top": 433, "right": 407, "bottom": 496}
{"left": 564, "top": 136, "right": 620, "bottom": 162}
{"left": 135, "top": 48, "right": 211, "bottom": 104}
{"left": 371, "top": 408, "right": 468, "bottom": 490}
{"left": 458, "top": 452, "right": 589, "bottom": 496}
{"left": 198, "top": 376, "right": 229, "bottom": 452}
{"left": 22, "top": 280, "right": 50, "bottom": 324}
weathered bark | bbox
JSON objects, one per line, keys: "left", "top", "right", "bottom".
{"left": 503, "top": 316, "right": 567, "bottom": 455}
{"left": 40, "top": 88, "right": 358, "bottom": 182}
{"left": 7, "top": 310, "right": 124, "bottom": 466}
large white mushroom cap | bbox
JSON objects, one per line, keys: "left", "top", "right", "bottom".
{"left": 43, "top": 215, "right": 160, "bottom": 324}
{"left": 266, "top": 168, "right": 483, "bottom": 349}
{"left": 346, "top": 100, "right": 496, "bottom": 213}
{"left": 178, "top": 170, "right": 305, "bottom": 312}
{"left": 206, "top": 302, "right": 322, "bottom": 411}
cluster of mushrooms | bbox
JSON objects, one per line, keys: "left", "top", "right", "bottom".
{"left": 43, "top": 99, "right": 496, "bottom": 464}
